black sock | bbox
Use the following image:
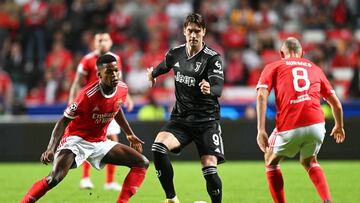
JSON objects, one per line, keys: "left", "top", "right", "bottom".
{"left": 152, "top": 142, "right": 176, "bottom": 199}
{"left": 202, "top": 166, "right": 222, "bottom": 203}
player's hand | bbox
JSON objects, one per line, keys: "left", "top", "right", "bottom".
{"left": 147, "top": 67, "right": 156, "bottom": 88}
{"left": 257, "top": 130, "right": 269, "bottom": 153}
{"left": 330, "top": 125, "right": 345, "bottom": 143}
{"left": 199, "top": 79, "right": 210, "bottom": 95}
{"left": 40, "top": 149, "right": 54, "bottom": 165}
{"left": 126, "top": 134, "right": 145, "bottom": 153}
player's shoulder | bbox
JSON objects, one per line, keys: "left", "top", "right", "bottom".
{"left": 202, "top": 45, "right": 220, "bottom": 57}
{"left": 82, "top": 52, "right": 97, "bottom": 60}
{"left": 83, "top": 81, "right": 101, "bottom": 98}
{"left": 117, "top": 81, "right": 128, "bottom": 89}
{"left": 168, "top": 43, "right": 186, "bottom": 55}
{"left": 264, "top": 59, "right": 284, "bottom": 70}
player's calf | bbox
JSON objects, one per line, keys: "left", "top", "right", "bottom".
{"left": 152, "top": 142, "right": 177, "bottom": 199}
{"left": 202, "top": 166, "right": 222, "bottom": 203}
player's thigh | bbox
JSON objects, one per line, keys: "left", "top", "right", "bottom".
{"left": 300, "top": 123, "right": 325, "bottom": 159}
{"left": 102, "top": 143, "right": 148, "bottom": 168}
{"left": 155, "top": 121, "right": 191, "bottom": 151}
{"left": 51, "top": 149, "right": 76, "bottom": 178}
{"left": 270, "top": 128, "right": 302, "bottom": 158}
{"left": 194, "top": 121, "right": 225, "bottom": 164}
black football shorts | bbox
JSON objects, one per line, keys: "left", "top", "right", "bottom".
{"left": 160, "top": 120, "right": 225, "bottom": 164}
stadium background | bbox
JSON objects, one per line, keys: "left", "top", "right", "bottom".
{"left": 0, "top": 0, "right": 360, "bottom": 202}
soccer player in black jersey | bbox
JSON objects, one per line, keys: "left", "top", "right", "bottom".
{"left": 147, "top": 13, "right": 225, "bottom": 203}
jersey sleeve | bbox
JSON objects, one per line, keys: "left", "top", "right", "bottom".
{"left": 319, "top": 70, "right": 335, "bottom": 98}
{"left": 207, "top": 55, "right": 224, "bottom": 97}
{"left": 64, "top": 92, "right": 88, "bottom": 119}
{"left": 77, "top": 56, "right": 88, "bottom": 75}
{"left": 152, "top": 50, "right": 172, "bottom": 78}
{"left": 207, "top": 55, "right": 224, "bottom": 81}
{"left": 256, "top": 64, "right": 276, "bottom": 91}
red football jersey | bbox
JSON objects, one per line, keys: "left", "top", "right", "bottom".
{"left": 63, "top": 81, "right": 128, "bottom": 142}
{"left": 77, "top": 51, "right": 122, "bottom": 85}
{"left": 256, "top": 58, "right": 334, "bottom": 132}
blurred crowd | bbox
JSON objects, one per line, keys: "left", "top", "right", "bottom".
{"left": 0, "top": 0, "right": 360, "bottom": 115}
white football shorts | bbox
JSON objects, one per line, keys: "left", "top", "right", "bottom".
{"left": 106, "top": 119, "right": 121, "bottom": 136}
{"left": 268, "top": 122, "right": 326, "bottom": 159}
{"left": 55, "top": 136, "right": 118, "bottom": 170}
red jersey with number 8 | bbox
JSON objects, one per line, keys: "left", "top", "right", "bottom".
{"left": 256, "top": 58, "right": 334, "bottom": 132}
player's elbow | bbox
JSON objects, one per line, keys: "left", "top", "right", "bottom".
{"left": 257, "top": 91, "right": 267, "bottom": 102}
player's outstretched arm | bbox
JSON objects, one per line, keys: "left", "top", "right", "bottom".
{"left": 114, "top": 108, "right": 144, "bottom": 153}
{"left": 147, "top": 67, "right": 156, "bottom": 88}
{"left": 68, "top": 72, "right": 85, "bottom": 104}
{"left": 256, "top": 88, "right": 270, "bottom": 152}
{"left": 326, "top": 94, "right": 345, "bottom": 143}
{"left": 41, "top": 116, "right": 72, "bottom": 165}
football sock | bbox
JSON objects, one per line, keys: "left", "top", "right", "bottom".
{"left": 82, "top": 161, "right": 91, "bottom": 178}
{"left": 106, "top": 164, "right": 116, "bottom": 183}
{"left": 202, "top": 166, "right": 222, "bottom": 203}
{"left": 266, "top": 165, "right": 285, "bottom": 203}
{"left": 20, "top": 177, "right": 50, "bottom": 203}
{"left": 307, "top": 163, "right": 332, "bottom": 202}
{"left": 152, "top": 142, "right": 176, "bottom": 199}
{"left": 117, "top": 167, "right": 147, "bottom": 203}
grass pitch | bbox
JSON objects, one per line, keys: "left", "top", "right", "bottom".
{"left": 1, "top": 161, "right": 359, "bottom": 203}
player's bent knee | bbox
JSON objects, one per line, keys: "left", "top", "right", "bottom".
{"left": 46, "top": 175, "right": 63, "bottom": 188}
{"left": 133, "top": 154, "right": 149, "bottom": 169}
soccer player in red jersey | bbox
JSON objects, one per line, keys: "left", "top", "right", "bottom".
{"left": 256, "top": 37, "right": 345, "bottom": 203}
{"left": 20, "top": 54, "right": 148, "bottom": 203}
{"left": 69, "top": 31, "right": 134, "bottom": 191}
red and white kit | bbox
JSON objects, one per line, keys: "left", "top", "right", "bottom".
{"left": 257, "top": 58, "right": 335, "bottom": 158}
{"left": 77, "top": 51, "right": 122, "bottom": 135}
{"left": 57, "top": 81, "right": 128, "bottom": 168}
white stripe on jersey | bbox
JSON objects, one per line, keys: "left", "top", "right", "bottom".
{"left": 203, "top": 47, "right": 218, "bottom": 56}
{"left": 86, "top": 84, "right": 100, "bottom": 98}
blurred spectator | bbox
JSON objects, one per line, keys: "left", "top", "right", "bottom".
{"left": 137, "top": 94, "right": 166, "bottom": 121}
{"left": 44, "top": 38, "right": 73, "bottom": 104}
{"left": 0, "top": 68, "right": 13, "bottom": 114}
{"left": 107, "top": 0, "right": 132, "bottom": 46}
{"left": 3, "top": 41, "right": 27, "bottom": 103}
{"left": 22, "top": 0, "right": 48, "bottom": 67}
{"left": 224, "top": 49, "right": 248, "bottom": 85}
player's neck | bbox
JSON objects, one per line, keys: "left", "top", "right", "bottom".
{"left": 186, "top": 43, "right": 204, "bottom": 58}
{"left": 100, "top": 82, "right": 115, "bottom": 95}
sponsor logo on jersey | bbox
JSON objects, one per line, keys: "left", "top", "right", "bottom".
{"left": 175, "top": 72, "right": 196, "bottom": 87}
{"left": 195, "top": 62, "right": 202, "bottom": 72}
{"left": 213, "top": 61, "right": 223, "bottom": 74}
{"left": 214, "top": 148, "right": 221, "bottom": 153}
{"left": 174, "top": 62, "right": 180, "bottom": 67}
{"left": 92, "top": 112, "right": 117, "bottom": 124}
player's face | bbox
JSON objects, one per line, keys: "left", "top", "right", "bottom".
{"left": 94, "top": 34, "right": 113, "bottom": 54}
{"left": 184, "top": 23, "right": 206, "bottom": 48}
{"left": 99, "top": 62, "right": 120, "bottom": 87}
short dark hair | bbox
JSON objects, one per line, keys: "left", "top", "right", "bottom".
{"left": 183, "top": 13, "right": 206, "bottom": 29}
{"left": 283, "top": 37, "right": 302, "bottom": 54}
{"left": 96, "top": 54, "right": 117, "bottom": 70}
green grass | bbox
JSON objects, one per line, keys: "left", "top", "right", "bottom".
{"left": 1, "top": 161, "right": 359, "bottom": 203}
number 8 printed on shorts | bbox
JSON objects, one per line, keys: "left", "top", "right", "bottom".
{"left": 292, "top": 67, "right": 310, "bottom": 92}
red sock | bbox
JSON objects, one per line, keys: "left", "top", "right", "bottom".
{"left": 106, "top": 164, "right": 116, "bottom": 183}
{"left": 117, "top": 167, "right": 147, "bottom": 203}
{"left": 266, "top": 165, "right": 285, "bottom": 203}
{"left": 82, "top": 161, "right": 91, "bottom": 178}
{"left": 20, "top": 177, "right": 50, "bottom": 203}
{"left": 307, "top": 163, "right": 332, "bottom": 201}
